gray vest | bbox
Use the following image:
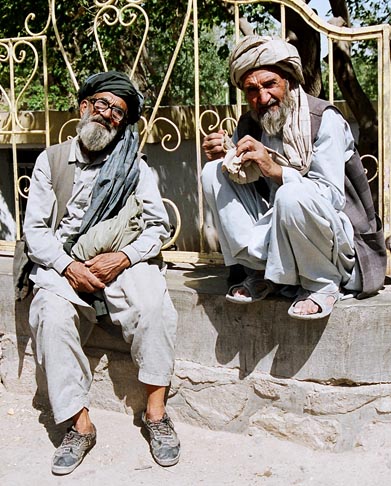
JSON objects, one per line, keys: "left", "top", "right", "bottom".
{"left": 45, "top": 140, "right": 75, "bottom": 228}
{"left": 236, "top": 95, "right": 387, "bottom": 298}
{"left": 13, "top": 140, "right": 74, "bottom": 300}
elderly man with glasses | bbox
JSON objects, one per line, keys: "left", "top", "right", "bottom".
{"left": 23, "top": 71, "right": 180, "bottom": 474}
{"left": 202, "top": 36, "right": 386, "bottom": 319}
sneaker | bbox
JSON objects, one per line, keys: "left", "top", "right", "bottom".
{"left": 51, "top": 425, "right": 97, "bottom": 475}
{"left": 141, "top": 412, "right": 180, "bottom": 467}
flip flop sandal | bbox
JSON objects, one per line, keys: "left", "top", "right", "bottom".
{"left": 226, "top": 274, "right": 278, "bottom": 304}
{"left": 288, "top": 288, "right": 340, "bottom": 320}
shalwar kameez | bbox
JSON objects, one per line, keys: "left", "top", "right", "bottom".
{"left": 25, "top": 135, "right": 177, "bottom": 425}
{"left": 201, "top": 35, "right": 386, "bottom": 315}
{"left": 202, "top": 108, "right": 361, "bottom": 295}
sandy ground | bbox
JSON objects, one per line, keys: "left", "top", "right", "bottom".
{"left": 1, "top": 387, "right": 391, "bottom": 486}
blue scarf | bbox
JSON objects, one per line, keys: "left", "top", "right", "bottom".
{"left": 63, "top": 125, "right": 140, "bottom": 254}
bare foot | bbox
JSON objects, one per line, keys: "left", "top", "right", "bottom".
{"left": 232, "top": 286, "right": 250, "bottom": 298}
{"left": 232, "top": 279, "right": 269, "bottom": 299}
{"left": 292, "top": 295, "right": 335, "bottom": 316}
{"left": 230, "top": 270, "right": 268, "bottom": 299}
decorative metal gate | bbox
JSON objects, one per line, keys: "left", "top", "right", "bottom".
{"left": 0, "top": 0, "right": 390, "bottom": 271}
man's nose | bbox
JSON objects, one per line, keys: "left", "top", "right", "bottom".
{"left": 257, "top": 89, "right": 272, "bottom": 105}
{"left": 99, "top": 107, "right": 113, "bottom": 121}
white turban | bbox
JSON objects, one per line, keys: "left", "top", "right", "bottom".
{"left": 229, "top": 35, "right": 305, "bottom": 89}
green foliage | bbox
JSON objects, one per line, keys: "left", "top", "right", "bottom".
{"left": 346, "top": 0, "right": 390, "bottom": 25}
{"left": 321, "top": 61, "right": 343, "bottom": 100}
{"left": 351, "top": 40, "right": 379, "bottom": 101}
{"left": 321, "top": 40, "right": 379, "bottom": 103}
{"left": 344, "top": 1, "right": 389, "bottom": 100}
{"left": 0, "top": 0, "right": 389, "bottom": 110}
{"left": 0, "top": 0, "right": 240, "bottom": 109}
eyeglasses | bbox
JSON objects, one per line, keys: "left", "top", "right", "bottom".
{"left": 88, "top": 97, "right": 127, "bottom": 122}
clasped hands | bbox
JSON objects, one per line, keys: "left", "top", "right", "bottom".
{"left": 202, "top": 130, "right": 282, "bottom": 184}
{"left": 64, "top": 251, "right": 130, "bottom": 293}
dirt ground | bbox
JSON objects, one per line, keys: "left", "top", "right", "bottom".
{"left": 1, "top": 386, "right": 391, "bottom": 486}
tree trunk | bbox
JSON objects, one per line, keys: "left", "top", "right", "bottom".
{"left": 265, "top": 2, "right": 324, "bottom": 98}
{"left": 328, "top": 5, "right": 379, "bottom": 158}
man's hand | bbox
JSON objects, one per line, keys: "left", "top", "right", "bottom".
{"left": 64, "top": 261, "right": 106, "bottom": 293}
{"left": 84, "top": 252, "right": 130, "bottom": 285}
{"left": 202, "top": 129, "right": 226, "bottom": 161}
{"left": 236, "top": 135, "right": 283, "bottom": 185}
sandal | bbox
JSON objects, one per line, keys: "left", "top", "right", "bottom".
{"left": 226, "top": 274, "right": 277, "bottom": 304}
{"left": 288, "top": 288, "right": 340, "bottom": 320}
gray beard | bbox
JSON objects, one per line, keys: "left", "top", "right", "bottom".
{"left": 251, "top": 88, "right": 296, "bottom": 136}
{"left": 77, "top": 111, "right": 119, "bottom": 152}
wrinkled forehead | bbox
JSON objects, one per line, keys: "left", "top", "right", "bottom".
{"left": 241, "top": 66, "right": 288, "bottom": 87}
{"left": 87, "top": 91, "right": 128, "bottom": 111}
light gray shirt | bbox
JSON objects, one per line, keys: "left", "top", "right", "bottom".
{"left": 24, "top": 137, "right": 170, "bottom": 280}
{"left": 233, "top": 107, "right": 355, "bottom": 207}
{"left": 232, "top": 107, "right": 360, "bottom": 289}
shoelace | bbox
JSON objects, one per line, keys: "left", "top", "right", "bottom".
{"left": 148, "top": 417, "right": 173, "bottom": 438}
{"left": 60, "top": 430, "right": 91, "bottom": 449}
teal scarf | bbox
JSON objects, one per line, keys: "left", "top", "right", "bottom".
{"left": 64, "top": 125, "right": 140, "bottom": 254}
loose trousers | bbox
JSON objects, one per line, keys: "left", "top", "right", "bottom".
{"left": 29, "top": 261, "right": 177, "bottom": 424}
{"left": 202, "top": 161, "right": 358, "bottom": 294}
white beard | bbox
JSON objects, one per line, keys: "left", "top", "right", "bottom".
{"left": 251, "top": 84, "right": 296, "bottom": 136}
{"left": 77, "top": 111, "right": 119, "bottom": 152}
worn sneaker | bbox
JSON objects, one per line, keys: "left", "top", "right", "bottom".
{"left": 51, "top": 425, "right": 97, "bottom": 475}
{"left": 142, "top": 412, "right": 180, "bottom": 466}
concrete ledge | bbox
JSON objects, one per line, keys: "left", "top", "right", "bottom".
{"left": 167, "top": 266, "right": 391, "bottom": 384}
{"left": 1, "top": 254, "right": 391, "bottom": 451}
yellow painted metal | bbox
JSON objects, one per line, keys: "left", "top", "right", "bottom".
{"left": 226, "top": 0, "right": 389, "bottom": 41}
{"left": 0, "top": 35, "right": 49, "bottom": 241}
{"left": 10, "top": 39, "right": 19, "bottom": 240}
{"left": 94, "top": 1, "right": 149, "bottom": 78}
{"left": 234, "top": 3, "right": 243, "bottom": 120}
{"left": 380, "top": 27, "right": 391, "bottom": 274}
{"left": 328, "top": 37, "right": 334, "bottom": 105}
{"left": 280, "top": 4, "right": 286, "bottom": 39}
{"left": 161, "top": 251, "right": 224, "bottom": 265}
{"left": 377, "top": 35, "right": 384, "bottom": 226}
{"left": 50, "top": 0, "right": 79, "bottom": 90}
{"left": 161, "top": 198, "right": 182, "bottom": 251}
{"left": 193, "top": 0, "right": 204, "bottom": 254}
{"left": 0, "top": 242, "right": 16, "bottom": 253}
{"left": 0, "top": 0, "right": 390, "bottom": 273}
{"left": 139, "top": 0, "right": 193, "bottom": 152}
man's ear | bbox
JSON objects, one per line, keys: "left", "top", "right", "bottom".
{"left": 79, "top": 99, "right": 88, "bottom": 117}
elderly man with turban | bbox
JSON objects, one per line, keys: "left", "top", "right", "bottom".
{"left": 202, "top": 36, "right": 386, "bottom": 318}
{"left": 23, "top": 71, "right": 180, "bottom": 474}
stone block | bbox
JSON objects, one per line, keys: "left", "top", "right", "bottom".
{"left": 249, "top": 409, "right": 341, "bottom": 450}
{"left": 2, "top": 255, "right": 391, "bottom": 451}
{"left": 167, "top": 266, "right": 391, "bottom": 384}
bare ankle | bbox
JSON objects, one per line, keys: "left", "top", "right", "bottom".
{"left": 145, "top": 385, "right": 167, "bottom": 421}
{"left": 146, "top": 406, "right": 165, "bottom": 422}
{"left": 73, "top": 408, "right": 94, "bottom": 434}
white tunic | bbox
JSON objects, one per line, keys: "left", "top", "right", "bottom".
{"left": 202, "top": 107, "right": 362, "bottom": 293}
{"left": 24, "top": 137, "right": 177, "bottom": 414}
{"left": 24, "top": 136, "right": 171, "bottom": 307}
